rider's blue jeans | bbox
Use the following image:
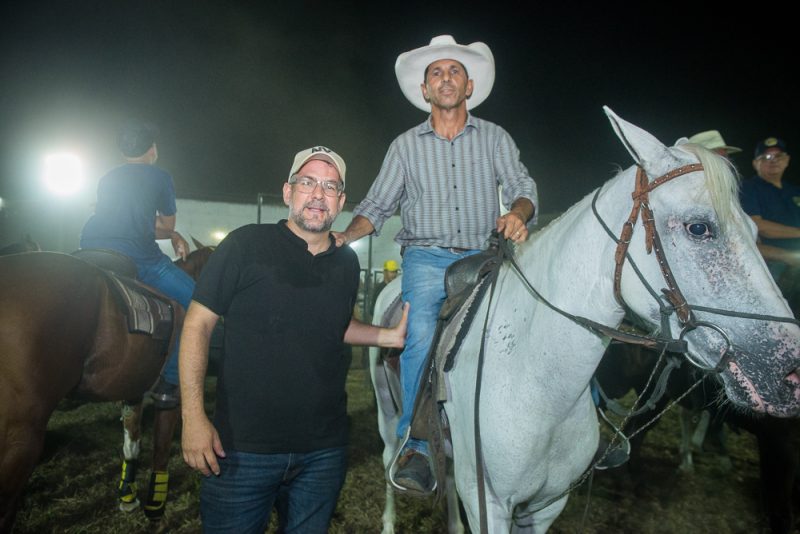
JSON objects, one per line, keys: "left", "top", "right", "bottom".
{"left": 137, "top": 254, "right": 195, "bottom": 385}
{"left": 200, "top": 446, "right": 347, "bottom": 534}
{"left": 398, "top": 246, "right": 480, "bottom": 456}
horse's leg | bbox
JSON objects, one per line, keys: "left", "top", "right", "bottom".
{"left": 118, "top": 401, "right": 144, "bottom": 511}
{"left": 0, "top": 419, "right": 46, "bottom": 534}
{"left": 370, "top": 348, "right": 400, "bottom": 534}
{"left": 444, "top": 462, "right": 465, "bottom": 534}
{"left": 757, "top": 419, "right": 797, "bottom": 534}
{"left": 677, "top": 407, "right": 697, "bottom": 473}
{"left": 143, "top": 406, "right": 180, "bottom": 520}
{"left": 510, "top": 496, "right": 568, "bottom": 534}
{"left": 706, "top": 412, "right": 733, "bottom": 472}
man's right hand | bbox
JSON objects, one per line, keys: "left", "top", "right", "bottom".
{"left": 331, "top": 215, "right": 375, "bottom": 248}
{"left": 331, "top": 231, "right": 348, "bottom": 248}
{"left": 181, "top": 413, "right": 226, "bottom": 476}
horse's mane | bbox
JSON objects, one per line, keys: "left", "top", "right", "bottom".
{"left": 677, "top": 143, "right": 741, "bottom": 231}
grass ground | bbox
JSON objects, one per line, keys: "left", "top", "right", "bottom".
{"left": 12, "top": 367, "right": 776, "bottom": 533}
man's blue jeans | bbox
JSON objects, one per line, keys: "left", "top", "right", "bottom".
{"left": 137, "top": 254, "right": 195, "bottom": 385}
{"left": 200, "top": 447, "right": 348, "bottom": 534}
{"left": 398, "top": 246, "right": 479, "bottom": 455}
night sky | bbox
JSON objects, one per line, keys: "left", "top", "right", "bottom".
{"left": 1, "top": 1, "right": 797, "bottom": 220}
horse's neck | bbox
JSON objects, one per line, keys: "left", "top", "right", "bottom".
{"left": 491, "top": 174, "right": 634, "bottom": 386}
{"left": 521, "top": 175, "right": 632, "bottom": 323}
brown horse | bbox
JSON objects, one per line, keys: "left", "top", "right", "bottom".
{"left": 0, "top": 244, "right": 214, "bottom": 533}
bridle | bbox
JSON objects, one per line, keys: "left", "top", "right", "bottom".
{"left": 470, "top": 160, "right": 800, "bottom": 533}
{"left": 591, "top": 162, "right": 799, "bottom": 373}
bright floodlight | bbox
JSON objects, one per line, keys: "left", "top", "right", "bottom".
{"left": 43, "top": 153, "right": 84, "bottom": 196}
{"left": 211, "top": 230, "right": 227, "bottom": 242}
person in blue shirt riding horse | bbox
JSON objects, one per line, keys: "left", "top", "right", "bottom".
{"left": 80, "top": 119, "right": 193, "bottom": 405}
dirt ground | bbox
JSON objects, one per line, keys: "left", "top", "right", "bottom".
{"left": 10, "top": 368, "right": 794, "bottom": 533}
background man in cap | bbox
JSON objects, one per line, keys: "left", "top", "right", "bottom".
{"left": 688, "top": 129, "right": 742, "bottom": 158}
{"left": 80, "top": 119, "right": 193, "bottom": 405}
{"left": 739, "top": 137, "right": 798, "bottom": 280}
{"left": 369, "top": 258, "right": 400, "bottom": 319}
{"left": 179, "top": 146, "right": 408, "bottom": 533}
{"left": 333, "top": 35, "right": 538, "bottom": 492}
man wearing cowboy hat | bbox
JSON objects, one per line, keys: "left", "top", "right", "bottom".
{"left": 334, "top": 35, "right": 538, "bottom": 492}
{"left": 687, "top": 129, "right": 742, "bottom": 158}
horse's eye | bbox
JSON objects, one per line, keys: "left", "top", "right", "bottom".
{"left": 685, "top": 222, "right": 712, "bottom": 239}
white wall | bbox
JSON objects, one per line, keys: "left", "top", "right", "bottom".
{"left": 159, "top": 199, "right": 403, "bottom": 277}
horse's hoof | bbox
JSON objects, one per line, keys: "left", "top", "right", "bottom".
{"left": 143, "top": 471, "right": 169, "bottom": 520}
{"left": 119, "top": 498, "right": 141, "bottom": 512}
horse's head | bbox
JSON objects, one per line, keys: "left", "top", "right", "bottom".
{"left": 604, "top": 106, "right": 800, "bottom": 417}
{"left": 174, "top": 245, "right": 216, "bottom": 281}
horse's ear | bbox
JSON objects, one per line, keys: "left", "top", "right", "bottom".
{"left": 191, "top": 236, "right": 206, "bottom": 250}
{"left": 603, "top": 106, "right": 683, "bottom": 180}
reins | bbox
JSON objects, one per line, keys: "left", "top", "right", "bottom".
{"left": 469, "top": 161, "right": 800, "bottom": 532}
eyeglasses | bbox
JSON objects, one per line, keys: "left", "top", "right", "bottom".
{"left": 756, "top": 152, "right": 788, "bottom": 163}
{"left": 289, "top": 175, "right": 343, "bottom": 197}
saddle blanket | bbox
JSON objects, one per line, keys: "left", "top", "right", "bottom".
{"left": 106, "top": 275, "right": 174, "bottom": 341}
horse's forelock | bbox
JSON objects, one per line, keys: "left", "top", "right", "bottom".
{"left": 677, "top": 143, "right": 741, "bottom": 231}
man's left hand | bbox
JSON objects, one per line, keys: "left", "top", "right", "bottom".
{"left": 172, "top": 232, "right": 190, "bottom": 261}
{"left": 496, "top": 212, "right": 528, "bottom": 244}
{"left": 381, "top": 302, "right": 409, "bottom": 348}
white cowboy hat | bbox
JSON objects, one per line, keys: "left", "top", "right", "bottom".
{"left": 395, "top": 35, "right": 495, "bottom": 113}
{"left": 687, "top": 130, "right": 742, "bottom": 155}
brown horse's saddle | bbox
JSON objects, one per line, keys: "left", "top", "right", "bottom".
{"left": 72, "top": 249, "right": 174, "bottom": 342}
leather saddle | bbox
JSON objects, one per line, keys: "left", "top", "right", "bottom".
{"left": 72, "top": 248, "right": 174, "bottom": 343}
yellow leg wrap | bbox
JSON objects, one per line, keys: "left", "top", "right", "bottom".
{"left": 118, "top": 459, "right": 140, "bottom": 511}
{"left": 144, "top": 470, "right": 169, "bottom": 520}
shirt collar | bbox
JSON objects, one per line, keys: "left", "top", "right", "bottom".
{"left": 416, "top": 113, "right": 479, "bottom": 137}
{"left": 278, "top": 219, "right": 337, "bottom": 257}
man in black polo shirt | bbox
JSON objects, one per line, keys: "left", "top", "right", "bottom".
{"left": 179, "top": 146, "right": 407, "bottom": 533}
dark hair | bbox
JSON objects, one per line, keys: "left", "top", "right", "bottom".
{"left": 423, "top": 60, "right": 469, "bottom": 83}
{"left": 117, "top": 119, "right": 159, "bottom": 157}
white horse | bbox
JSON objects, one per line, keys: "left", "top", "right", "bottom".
{"left": 371, "top": 106, "right": 800, "bottom": 533}
{"left": 369, "top": 275, "right": 464, "bottom": 534}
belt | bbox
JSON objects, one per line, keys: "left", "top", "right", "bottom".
{"left": 400, "top": 245, "right": 474, "bottom": 256}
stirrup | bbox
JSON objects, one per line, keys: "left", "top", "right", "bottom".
{"left": 143, "top": 470, "right": 169, "bottom": 520}
{"left": 594, "top": 408, "right": 631, "bottom": 470}
{"left": 386, "top": 429, "right": 437, "bottom": 495}
{"left": 118, "top": 459, "right": 140, "bottom": 512}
